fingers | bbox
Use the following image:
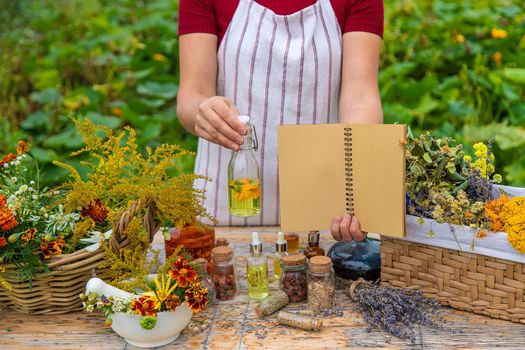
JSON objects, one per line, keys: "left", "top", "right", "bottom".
{"left": 339, "top": 213, "right": 353, "bottom": 242}
{"left": 331, "top": 216, "right": 343, "bottom": 241}
{"left": 196, "top": 116, "right": 240, "bottom": 151}
{"left": 350, "top": 216, "right": 367, "bottom": 242}
{"left": 210, "top": 99, "right": 244, "bottom": 137}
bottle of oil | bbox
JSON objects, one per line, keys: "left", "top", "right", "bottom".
{"left": 274, "top": 231, "right": 288, "bottom": 280}
{"left": 228, "top": 115, "right": 261, "bottom": 217}
{"left": 303, "top": 231, "right": 325, "bottom": 259}
{"left": 247, "top": 231, "right": 269, "bottom": 300}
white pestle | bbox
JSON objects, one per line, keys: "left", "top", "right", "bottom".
{"left": 85, "top": 277, "right": 135, "bottom": 299}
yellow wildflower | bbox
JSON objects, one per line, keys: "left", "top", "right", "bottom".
{"left": 491, "top": 28, "right": 508, "bottom": 39}
{"left": 463, "top": 155, "right": 471, "bottom": 162}
{"left": 454, "top": 34, "right": 465, "bottom": 43}
{"left": 491, "top": 51, "right": 502, "bottom": 64}
{"left": 153, "top": 53, "right": 167, "bottom": 62}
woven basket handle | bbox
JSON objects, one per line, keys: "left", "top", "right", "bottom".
{"left": 108, "top": 199, "right": 160, "bottom": 252}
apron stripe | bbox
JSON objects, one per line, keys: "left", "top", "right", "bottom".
{"left": 312, "top": 7, "right": 319, "bottom": 124}
{"left": 259, "top": 19, "right": 278, "bottom": 225}
{"left": 233, "top": 1, "right": 254, "bottom": 105}
{"left": 319, "top": 2, "right": 333, "bottom": 120}
{"left": 296, "top": 12, "right": 305, "bottom": 125}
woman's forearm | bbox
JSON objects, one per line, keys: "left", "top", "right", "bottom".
{"left": 176, "top": 88, "right": 212, "bottom": 135}
{"left": 339, "top": 95, "right": 383, "bottom": 124}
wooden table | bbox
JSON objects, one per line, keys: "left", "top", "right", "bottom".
{"left": 1, "top": 227, "right": 524, "bottom": 349}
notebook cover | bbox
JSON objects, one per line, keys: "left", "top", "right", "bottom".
{"left": 278, "top": 123, "right": 406, "bottom": 237}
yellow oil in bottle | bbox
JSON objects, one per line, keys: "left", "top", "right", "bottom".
{"left": 228, "top": 178, "right": 261, "bottom": 216}
{"left": 274, "top": 258, "right": 282, "bottom": 280}
{"left": 247, "top": 263, "right": 269, "bottom": 300}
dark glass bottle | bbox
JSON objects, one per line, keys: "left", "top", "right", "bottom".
{"left": 303, "top": 231, "right": 325, "bottom": 259}
{"left": 327, "top": 238, "right": 381, "bottom": 281}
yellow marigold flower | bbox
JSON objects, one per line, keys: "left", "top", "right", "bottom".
{"left": 153, "top": 53, "right": 167, "bottom": 62}
{"left": 491, "top": 51, "right": 502, "bottom": 64}
{"left": 454, "top": 34, "right": 465, "bottom": 43}
{"left": 491, "top": 28, "right": 508, "bottom": 39}
{"left": 463, "top": 155, "right": 472, "bottom": 162}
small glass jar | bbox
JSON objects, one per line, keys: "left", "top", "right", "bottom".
{"left": 284, "top": 232, "right": 299, "bottom": 253}
{"left": 303, "top": 231, "right": 325, "bottom": 259}
{"left": 211, "top": 246, "right": 236, "bottom": 301}
{"left": 195, "top": 258, "right": 216, "bottom": 306}
{"left": 307, "top": 256, "right": 335, "bottom": 311}
{"left": 165, "top": 224, "right": 215, "bottom": 262}
{"left": 280, "top": 254, "right": 308, "bottom": 303}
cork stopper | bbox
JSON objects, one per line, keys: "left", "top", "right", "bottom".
{"left": 282, "top": 254, "right": 306, "bottom": 267}
{"left": 216, "top": 237, "right": 229, "bottom": 247}
{"left": 212, "top": 246, "right": 233, "bottom": 262}
{"left": 309, "top": 255, "right": 332, "bottom": 273}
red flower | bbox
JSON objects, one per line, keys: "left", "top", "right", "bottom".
{"left": 0, "top": 237, "right": 6, "bottom": 247}
{"left": 16, "top": 140, "right": 29, "bottom": 155}
{"left": 184, "top": 283, "right": 208, "bottom": 313}
{"left": 81, "top": 199, "right": 109, "bottom": 224}
{"left": 131, "top": 296, "right": 158, "bottom": 317}
{"left": 0, "top": 195, "right": 6, "bottom": 207}
{"left": 168, "top": 257, "right": 198, "bottom": 288}
{"left": 0, "top": 153, "right": 16, "bottom": 167}
{"left": 40, "top": 241, "right": 62, "bottom": 259}
{"left": 164, "top": 294, "right": 181, "bottom": 312}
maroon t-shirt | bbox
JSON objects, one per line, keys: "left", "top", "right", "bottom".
{"left": 179, "top": 0, "right": 384, "bottom": 43}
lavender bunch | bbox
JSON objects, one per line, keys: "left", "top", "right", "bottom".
{"left": 465, "top": 165, "right": 493, "bottom": 203}
{"left": 346, "top": 280, "right": 451, "bottom": 342}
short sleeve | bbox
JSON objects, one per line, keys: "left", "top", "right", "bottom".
{"left": 344, "top": 0, "right": 384, "bottom": 38}
{"left": 178, "top": 0, "right": 218, "bottom": 36}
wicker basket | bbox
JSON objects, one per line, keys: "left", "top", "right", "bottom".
{"left": 381, "top": 236, "right": 525, "bottom": 324}
{"left": 0, "top": 200, "right": 159, "bottom": 314}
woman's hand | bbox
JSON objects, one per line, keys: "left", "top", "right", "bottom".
{"left": 195, "top": 96, "right": 245, "bottom": 151}
{"left": 330, "top": 214, "right": 367, "bottom": 242}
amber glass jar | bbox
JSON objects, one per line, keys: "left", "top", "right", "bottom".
{"left": 284, "top": 232, "right": 299, "bottom": 253}
{"left": 303, "top": 231, "right": 325, "bottom": 259}
{"left": 211, "top": 246, "right": 236, "bottom": 301}
{"left": 165, "top": 224, "right": 215, "bottom": 261}
{"left": 280, "top": 254, "right": 308, "bottom": 303}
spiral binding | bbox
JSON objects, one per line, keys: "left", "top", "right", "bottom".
{"left": 343, "top": 127, "right": 354, "bottom": 215}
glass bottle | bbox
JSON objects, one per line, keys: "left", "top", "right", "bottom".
{"left": 274, "top": 231, "right": 288, "bottom": 280}
{"left": 228, "top": 115, "right": 261, "bottom": 217}
{"left": 327, "top": 238, "right": 381, "bottom": 281}
{"left": 211, "top": 246, "right": 236, "bottom": 301}
{"left": 284, "top": 232, "right": 299, "bottom": 253}
{"left": 247, "top": 232, "right": 269, "bottom": 300}
{"left": 303, "top": 231, "right": 325, "bottom": 259}
{"left": 307, "top": 256, "right": 335, "bottom": 311}
{"left": 165, "top": 224, "right": 215, "bottom": 262}
{"left": 280, "top": 254, "right": 308, "bottom": 303}
{"left": 195, "top": 258, "right": 216, "bottom": 306}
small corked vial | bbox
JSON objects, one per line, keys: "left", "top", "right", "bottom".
{"left": 277, "top": 311, "right": 323, "bottom": 331}
{"left": 307, "top": 256, "right": 335, "bottom": 311}
{"left": 280, "top": 254, "right": 308, "bottom": 303}
{"left": 255, "top": 290, "right": 289, "bottom": 318}
{"left": 216, "top": 237, "right": 229, "bottom": 247}
{"left": 211, "top": 246, "right": 236, "bottom": 301}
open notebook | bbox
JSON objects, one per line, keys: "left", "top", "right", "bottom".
{"left": 278, "top": 124, "right": 406, "bottom": 237}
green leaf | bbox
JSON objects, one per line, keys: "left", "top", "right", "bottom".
{"left": 136, "top": 81, "right": 178, "bottom": 99}
{"left": 423, "top": 153, "right": 432, "bottom": 163}
{"left": 43, "top": 128, "right": 83, "bottom": 149}
{"left": 30, "top": 88, "right": 62, "bottom": 105}
{"left": 502, "top": 68, "right": 525, "bottom": 85}
{"left": 30, "top": 147, "right": 58, "bottom": 163}
{"left": 20, "top": 111, "right": 52, "bottom": 130}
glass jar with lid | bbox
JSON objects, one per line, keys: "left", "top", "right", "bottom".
{"left": 195, "top": 258, "right": 216, "bottom": 306}
{"left": 307, "top": 256, "right": 335, "bottom": 311}
{"left": 279, "top": 254, "right": 308, "bottom": 303}
{"left": 211, "top": 246, "right": 236, "bottom": 301}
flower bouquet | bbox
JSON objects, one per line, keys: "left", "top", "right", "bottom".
{"left": 381, "top": 129, "right": 525, "bottom": 323}
{"left": 81, "top": 257, "right": 208, "bottom": 348}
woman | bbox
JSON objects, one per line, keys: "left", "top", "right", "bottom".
{"left": 177, "top": 0, "right": 383, "bottom": 242}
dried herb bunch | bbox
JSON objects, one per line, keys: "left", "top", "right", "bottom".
{"left": 346, "top": 280, "right": 450, "bottom": 342}
{"left": 56, "top": 120, "right": 213, "bottom": 291}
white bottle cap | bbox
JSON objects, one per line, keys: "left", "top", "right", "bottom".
{"left": 276, "top": 231, "right": 286, "bottom": 244}
{"left": 251, "top": 231, "right": 261, "bottom": 245}
{"left": 237, "top": 115, "right": 251, "bottom": 124}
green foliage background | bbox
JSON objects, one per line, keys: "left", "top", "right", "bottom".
{"left": 1, "top": 0, "right": 524, "bottom": 186}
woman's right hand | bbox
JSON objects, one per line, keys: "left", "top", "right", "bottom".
{"left": 195, "top": 96, "right": 246, "bottom": 151}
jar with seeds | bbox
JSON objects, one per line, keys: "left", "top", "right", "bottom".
{"left": 307, "top": 255, "right": 335, "bottom": 311}
{"left": 279, "top": 254, "right": 308, "bottom": 303}
{"left": 211, "top": 246, "right": 236, "bottom": 301}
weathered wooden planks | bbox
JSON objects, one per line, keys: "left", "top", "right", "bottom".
{"left": 1, "top": 227, "right": 524, "bottom": 349}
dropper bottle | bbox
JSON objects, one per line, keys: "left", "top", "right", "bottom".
{"left": 247, "top": 231, "right": 269, "bottom": 300}
{"left": 274, "top": 231, "right": 288, "bottom": 280}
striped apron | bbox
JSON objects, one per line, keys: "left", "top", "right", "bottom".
{"left": 194, "top": 0, "right": 342, "bottom": 226}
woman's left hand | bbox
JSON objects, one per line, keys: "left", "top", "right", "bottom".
{"left": 330, "top": 213, "right": 367, "bottom": 242}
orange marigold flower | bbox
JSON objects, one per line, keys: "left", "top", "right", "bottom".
{"left": 0, "top": 237, "right": 6, "bottom": 247}
{"left": 0, "top": 194, "right": 6, "bottom": 207}
{"left": 0, "top": 153, "right": 17, "bottom": 167}
{"left": 184, "top": 283, "right": 208, "bottom": 313}
{"left": 476, "top": 230, "right": 488, "bottom": 239}
{"left": 454, "top": 34, "right": 465, "bottom": 43}
{"left": 81, "top": 199, "right": 109, "bottom": 224}
{"left": 0, "top": 207, "right": 18, "bottom": 232}
{"left": 131, "top": 295, "right": 158, "bottom": 317}
{"left": 485, "top": 195, "right": 509, "bottom": 232}
{"left": 152, "top": 53, "right": 167, "bottom": 62}
{"left": 169, "top": 257, "right": 198, "bottom": 288}
{"left": 21, "top": 228, "right": 37, "bottom": 246}
{"left": 491, "top": 28, "right": 508, "bottom": 39}
{"left": 164, "top": 294, "right": 181, "bottom": 312}
{"left": 111, "top": 107, "right": 123, "bottom": 117}
{"left": 40, "top": 241, "right": 62, "bottom": 259}
{"left": 16, "top": 140, "right": 29, "bottom": 155}
{"left": 491, "top": 51, "right": 502, "bottom": 64}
